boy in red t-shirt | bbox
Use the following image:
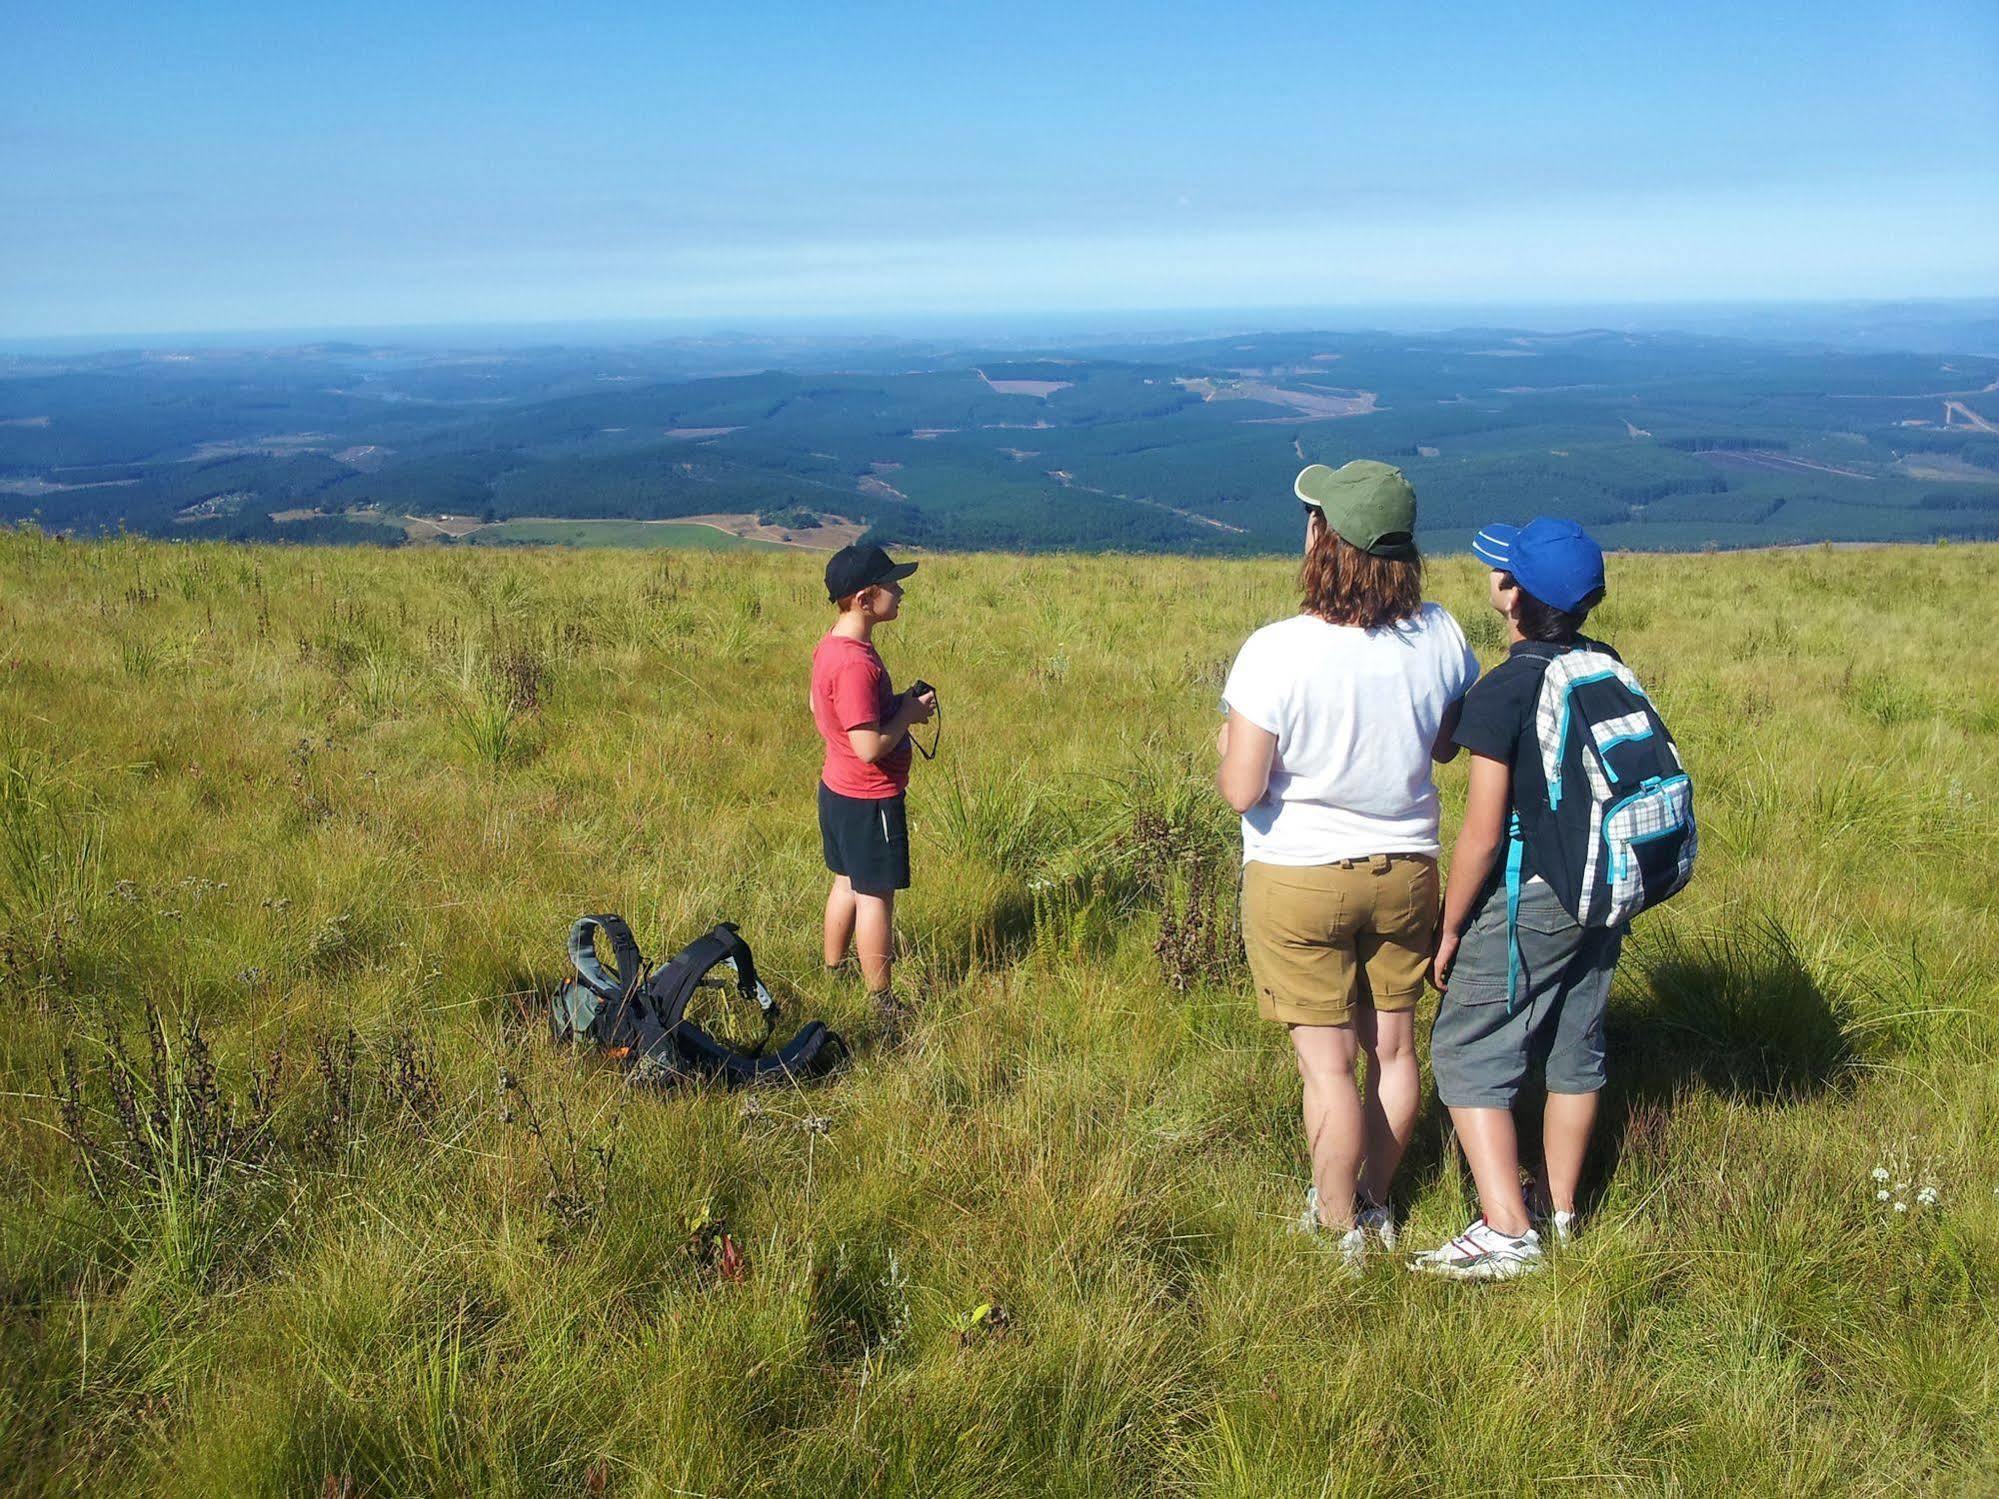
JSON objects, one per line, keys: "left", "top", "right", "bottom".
{"left": 811, "top": 544, "right": 935, "bottom": 1024}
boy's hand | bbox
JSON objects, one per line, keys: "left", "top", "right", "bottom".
{"left": 1430, "top": 928, "right": 1460, "bottom": 990}
{"left": 905, "top": 689, "right": 937, "bottom": 724}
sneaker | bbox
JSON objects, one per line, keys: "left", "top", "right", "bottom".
{"left": 869, "top": 990, "right": 914, "bottom": 1046}
{"left": 1357, "top": 1197, "right": 1399, "bottom": 1252}
{"left": 1408, "top": 1217, "right": 1544, "bottom": 1281}
{"left": 1532, "top": 1207, "right": 1578, "bottom": 1246}
{"left": 1333, "top": 1225, "right": 1368, "bottom": 1269}
{"left": 1289, "top": 1186, "right": 1368, "bottom": 1268}
{"left": 1290, "top": 1184, "right": 1323, "bottom": 1236}
{"left": 1525, "top": 1182, "right": 1578, "bottom": 1246}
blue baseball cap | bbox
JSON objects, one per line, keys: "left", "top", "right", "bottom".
{"left": 1472, "top": 517, "right": 1606, "bottom": 614}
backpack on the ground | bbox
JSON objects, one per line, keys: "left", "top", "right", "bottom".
{"left": 550, "top": 915, "right": 847, "bottom": 1087}
{"left": 1500, "top": 642, "right": 1697, "bottom": 1007}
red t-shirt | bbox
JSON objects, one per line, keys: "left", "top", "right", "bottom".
{"left": 811, "top": 633, "right": 910, "bottom": 798}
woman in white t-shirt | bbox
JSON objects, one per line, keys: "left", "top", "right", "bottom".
{"left": 1216, "top": 461, "right": 1479, "bottom": 1264}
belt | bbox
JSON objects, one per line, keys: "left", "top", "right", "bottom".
{"left": 1332, "top": 853, "right": 1425, "bottom": 872}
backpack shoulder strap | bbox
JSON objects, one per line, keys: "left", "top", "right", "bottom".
{"left": 1531, "top": 647, "right": 1647, "bottom": 809}
{"left": 643, "top": 922, "right": 775, "bottom": 1030}
{"left": 1504, "top": 813, "right": 1527, "bottom": 1013}
{"left": 712, "top": 922, "right": 778, "bottom": 1022}
{"left": 637, "top": 921, "right": 786, "bottom": 1067}
{"left": 643, "top": 927, "right": 732, "bottom": 1032}
{"left": 569, "top": 914, "right": 645, "bottom": 1002}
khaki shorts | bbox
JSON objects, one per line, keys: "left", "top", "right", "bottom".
{"left": 1241, "top": 855, "right": 1440, "bottom": 1027}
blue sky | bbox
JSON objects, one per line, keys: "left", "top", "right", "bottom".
{"left": 5, "top": 0, "right": 1996, "bottom": 337}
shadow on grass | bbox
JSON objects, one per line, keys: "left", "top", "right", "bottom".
{"left": 1581, "top": 915, "right": 1855, "bottom": 1209}
{"left": 932, "top": 883, "right": 1040, "bottom": 986}
{"left": 1613, "top": 916, "right": 1855, "bottom": 1102}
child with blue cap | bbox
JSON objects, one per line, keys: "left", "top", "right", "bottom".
{"left": 1411, "top": 517, "right": 1622, "bottom": 1280}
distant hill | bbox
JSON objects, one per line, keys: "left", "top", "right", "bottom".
{"left": 4, "top": 327, "right": 1997, "bottom": 553}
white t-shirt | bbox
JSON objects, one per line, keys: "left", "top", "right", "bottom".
{"left": 1222, "top": 603, "right": 1480, "bottom": 865}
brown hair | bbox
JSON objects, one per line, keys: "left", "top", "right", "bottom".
{"left": 1499, "top": 571, "right": 1603, "bottom": 642}
{"left": 1301, "top": 521, "right": 1424, "bottom": 629}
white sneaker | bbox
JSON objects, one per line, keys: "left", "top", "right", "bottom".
{"left": 1334, "top": 1225, "right": 1368, "bottom": 1269}
{"left": 1532, "top": 1207, "right": 1577, "bottom": 1246}
{"left": 1290, "top": 1186, "right": 1368, "bottom": 1268}
{"left": 1409, "top": 1218, "right": 1544, "bottom": 1280}
{"left": 1290, "top": 1184, "right": 1323, "bottom": 1236}
{"left": 1357, "top": 1198, "right": 1399, "bottom": 1251}
{"left": 1525, "top": 1184, "right": 1578, "bottom": 1246}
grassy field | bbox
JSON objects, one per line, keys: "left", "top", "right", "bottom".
{"left": 464, "top": 519, "right": 783, "bottom": 551}
{"left": 1, "top": 529, "right": 1996, "bottom": 1496}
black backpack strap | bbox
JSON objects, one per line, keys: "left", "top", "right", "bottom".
{"left": 643, "top": 924, "right": 747, "bottom": 1029}
{"left": 568, "top": 914, "right": 644, "bottom": 1003}
{"left": 712, "top": 922, "right": 779, "bottom": 1022}
{"left": 636, "top": 922, "right": 835, "bottom": 1085}
{"left": 646, "top": 920, "right": 776, "bottom": 1014}
{"left": 672, "top": 1019, "right": 849, "bottom": 1086}
{"left": 563, "top": 915, "right": 651, "bottom": 1048}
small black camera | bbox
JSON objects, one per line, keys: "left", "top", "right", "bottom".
{"left": 902, "top": 680, "right": 941, "bottom": 759}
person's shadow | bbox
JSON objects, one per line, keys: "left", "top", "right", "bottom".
{"left": 1402, "top": 915, "right": 1853, "bottom": 1213}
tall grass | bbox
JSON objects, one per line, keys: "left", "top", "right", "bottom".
{"left": 1, "top": 529, "right": 1996, "bottom": 1495}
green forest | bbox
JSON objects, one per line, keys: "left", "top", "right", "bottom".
{"left": 4, "top": 329, "right": 1997, "bottom": 554}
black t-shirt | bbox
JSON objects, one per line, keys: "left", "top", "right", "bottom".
{"left": 1452, "top": 636, "right": 1621, "bottom": 884}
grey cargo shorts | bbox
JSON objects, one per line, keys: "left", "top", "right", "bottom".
{"left": 1431, "top": 876, "right": 1624, "bottom": 1108}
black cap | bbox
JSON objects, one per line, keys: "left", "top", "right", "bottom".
{"left": 824, "top": 543, "right": 918, "bottom": 602}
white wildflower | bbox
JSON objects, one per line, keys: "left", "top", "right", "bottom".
{"left": 1893, "top": 1201, "right": 1908, "bottom": 1213}
{"left": 1876, "top": 1189, "right": 1891, "bottom": 1202}
{"left": 1917, "top": 1186, "right": 1940, "bottom": 1207}
{"left": 1871, "top": 1166, "right": 1890, "bottom": 1183}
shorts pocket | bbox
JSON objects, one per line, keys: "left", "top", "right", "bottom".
{"left": 1445, "top": 917, "right": 1511, "bottom": 1000}
{"left": 1242, "top": 865, "right": 1343, "bottom": 949}
{"left": 1514, "top": 881, "right": 1582, "bottom": 937}
{"left": 1375, "top": 858, "right": 1438, "bottom": 943}
{"left": 1464, "top": 884, "right": 1509, "bottom": 938}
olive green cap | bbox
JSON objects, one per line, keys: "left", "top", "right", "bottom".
{"left": 1294, "top": 460, "right": 1420, "bottom": 561}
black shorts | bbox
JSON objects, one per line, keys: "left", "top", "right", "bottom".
{"left": 818, "top": 783, "right": 910, "bottom": 896}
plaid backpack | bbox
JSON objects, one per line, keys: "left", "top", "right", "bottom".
{"left": 1501, "top": 642, "right": 1697, "bottom": 1006}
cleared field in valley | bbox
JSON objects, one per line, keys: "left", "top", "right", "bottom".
{"left": 465, "top": 518, "right": 784, "bottom": 550}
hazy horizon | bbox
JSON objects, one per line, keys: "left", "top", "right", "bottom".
{"left": 7, "top": 3, "right": 1995, "bottom": 341}
{"left": 5, "top": 296, "right": 1998, "bottom": 360}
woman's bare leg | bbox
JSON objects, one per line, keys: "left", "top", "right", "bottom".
{"left": 1290, "top": 1023, "right": 1363, "bottom": 1230}
{"left": 1353, "top": 1006, "right": 1418, "bottom": 1206}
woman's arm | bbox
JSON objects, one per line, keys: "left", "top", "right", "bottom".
{"left": 1215, "top": 710, "right": 1277, "bottom": 815}
{"left": 1432, "top": 752, "right": 1511, "bottom": 985}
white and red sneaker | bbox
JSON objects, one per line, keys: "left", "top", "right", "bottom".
{"left": 1408, "top": 1217, "right": 1544, "bottom": 1280}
